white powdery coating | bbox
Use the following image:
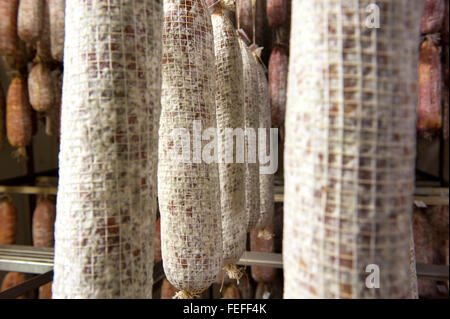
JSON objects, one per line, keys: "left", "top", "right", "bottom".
{"left": 255, "top": 63, "right": 274, "bottom": 231}
{"left": 159, "top": 0, "right": 223, "bottom": 293}
{"left": 28, "top": 63, "right": 54, "bottom": 112}
{"left": 53, "top": 0, "right": 162, "bottom": 299}
{"left": 32, "top": 199, "right": 56, "bottom": 248}
{"left": 283, "top": 0, "right": 422, "bottom": 299}
{"left": 36, "top": 0, "right": 51, "bottom": 61}
{"left": 48, "top": 0, "right": 65, "bottom": 62}
{"left": 17, "top": 0, "right": 43, "bottom": 44}
{"left": 408, "top": 222, "right": 419, "bottom": 299}
{"left": 238, "top": 38, "right": 260, "bottom": 232}
{"left": 211, "top": 10, "right": 246, "bottom": 264}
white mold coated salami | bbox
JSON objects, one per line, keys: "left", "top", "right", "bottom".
{"left": 53, "top": 0, "right": 162, "bottom": 298}
{"left": 238, "top": 37, "right": 260, "bottom": 233}
{"left": 254, "top": 58, "right": 274, "bottom": 238}
{"left": 48, "top": 0, "right": 65, "bottom": 62}
{"left": 0, "top": 0, "right": 20, "bottom": 56}
{"left": 283, "top": 0, "right": 423, "bottom": 299}
{"left": 268, "top": 45, "right": 288, "bottom": 129}
{"left": 36, "top": 0, "right": 52, "bottom": 62}
{"left": 28, "top": 62, "right": 55, "bottom": 113}
{"left": 208, "top": 0, "right": 247, "bottom": 280}
{"left": 18, "top": 0, "right": 44, "bottom": 44}
{"left": 158, "top": 0, "right": 222, "bottom": 298}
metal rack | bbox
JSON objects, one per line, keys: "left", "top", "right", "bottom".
{"left": 1, "top": 173, "right": 448, "bottom": 299}
{"left": 1, "top": 183, "right": 448, "bottom": 206}
{"left": 0, "top": 245, "right": 448, "bottom": 299}
{"left": 0, "top": 244, "right": 165, "bottom": 299}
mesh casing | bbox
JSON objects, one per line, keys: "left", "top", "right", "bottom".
{"left": 210, "top": 7, "right": 247, "bottom": 265}
{"left": 284, "top": 0, "right": 422, "bottom": 299}
{"left": 48, "top": 0, "right": 65, "bottom": 62}
{"left": 239, "top": 38, "right": 260, "bottom": 232}
{"left": 409, "top": 221, "right": 419, "bottom": 299}
{"left": 53, "top": 0, "right": 162, "bottom": 298}
{"left": 255, "top": 62, "right": 274, "bottom": 231}
{"left": 17, "top": 0, "right": 43, "bottom": 44}
{"left": 158, "top": 0, "right": 223, "bottom": 294}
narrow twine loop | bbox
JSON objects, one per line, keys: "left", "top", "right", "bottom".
{"left": 224, "top": 263, "right": 244, "bottom": 284}
{"left": 257, "top": 228, "right": 274, "bottom": 240}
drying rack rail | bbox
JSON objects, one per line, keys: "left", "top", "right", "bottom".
{"left": 0, "top": 245, "right": 448, "bottom": 299}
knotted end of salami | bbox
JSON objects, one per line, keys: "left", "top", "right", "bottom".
{"left": 173, "top": 287, "right": 206, "bottom": 299}
{"left": 224, "top": 263, "right": 244, "bottom": 283}
{"left": 12, "top": 146, "right": 28, "bottom": 163}
{"left": 257, "top": 228, "right": 273, "bottom": 240}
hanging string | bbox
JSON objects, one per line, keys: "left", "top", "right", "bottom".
{"left": 236, "top": 0, "right": 240, "bottom": 30}
{"left": 208, "top": 0, "right": 220, "bottom": 9}
{"left": 251, "top": 0, "right": 256, "bottom": 44}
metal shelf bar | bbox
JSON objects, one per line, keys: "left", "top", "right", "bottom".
{"left": 0, "top": 271, "right": 53, "bottom": 299}
{"left": 1, "top": 185, "right": 448, "bottom": 206}
{"left": 0, "top": 185, "right": 58, "bottom": 195}
{"left": 0, "top": 245, "right": 53, "bottom": 274}
{"left": 1, "top": 245, "right": 447, "bottom": 280}
{"left": 0, "top": 263, "right": 165, "bottom": 299}
{"left": 237, "top": 251, "right": 283, "bottom": 269}
{"left": 416, "top": 264, "right": 450, "bottom": 281}
{"left": 0, "top": 170, "right": 58, "bottom": 186}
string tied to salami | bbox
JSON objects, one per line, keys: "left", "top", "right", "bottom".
{"left": 224, "top": 263, "right": 245, "bottom": 284}
{"left": 257, "top": 228, "right": 273, "bottom": 240}
{"left": 173, "top": 288, "right": 206, "bottom": 299}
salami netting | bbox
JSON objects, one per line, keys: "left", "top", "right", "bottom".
{"left": 238, "top": 38, "right": 260, "bottom": 232}
{"left": 409, "top": 221, "right": 419, "bottom": 299}
{"left": 284, "top": 0, "right": 422, "bottom": 298}
{"left": 158, "top": 0, "right": 222, "bottom": 296}
{"left": 48, "top": 0, "right": 65, "bottom": 62}
{"left": 210, "top": 5, "right": 247, "bottom": 267}
{"left": 53, "top": 0, "right": 162, "bottom": 298}
{"left": 255, "top": 61, "right": 274, "bottom": 234}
